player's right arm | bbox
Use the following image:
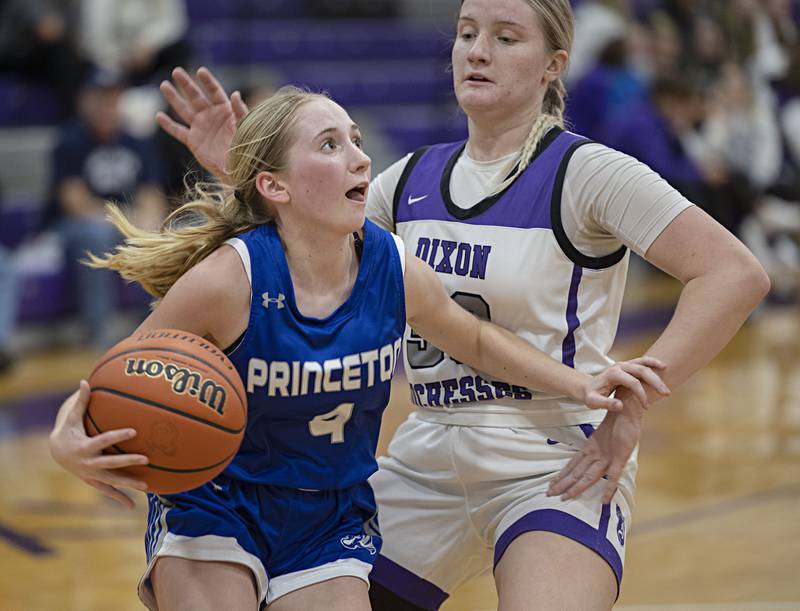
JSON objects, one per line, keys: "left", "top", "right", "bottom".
{"left": 49, "top": 245, "right": 250, "bottom": 508}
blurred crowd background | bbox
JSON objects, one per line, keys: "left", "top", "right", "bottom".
{"left": 0, "top": 0, "right": 798, "bottom": 375}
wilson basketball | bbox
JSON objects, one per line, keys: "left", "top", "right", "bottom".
{"left": 85, "top": 329, "right": 247, "bottom": 494}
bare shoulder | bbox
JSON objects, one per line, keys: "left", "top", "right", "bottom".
{"left": 178, "top": 244, "right": 249, "bottom": 299}
{"left": 141, "top": 243, "right": 251, "bottom": 341}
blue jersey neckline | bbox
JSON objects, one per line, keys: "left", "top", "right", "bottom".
{"left": 262, "top": 220, "right": 376, "bottom": 326}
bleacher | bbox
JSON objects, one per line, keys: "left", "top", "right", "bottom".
{"left": 0, "top": 1, "right": 467, "bottom": 332}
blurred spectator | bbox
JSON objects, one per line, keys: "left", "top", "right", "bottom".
{"left": 700, "top": 63, "right": 782, "bottom": 191}
{"left": 0, "top": 245, "right": 18, "bottom": 373}
{"left": 606, "top": 77, "right": 707, "bottom": 200}
{"left": 606, "top": 76, "right": 755, "bottom": 232}
{"left": 48, "top": 68, "right": 167, "bottom": 348}
{"left": 644, "top": 11, "right": 684, "bottom": 80}
{"left": 751, "top": 0, "right": 797, "bottom": 82}
{"left": 0, "top": 0, "right": 84, "bottom": 118}
{"left": 568, "top": 0, "right": 629, "bottom": 85}
{"left": 79, "top": 0, "right": 190, "bottom": 86}
{"left": 567, "top": 37, "right": 648, "bottom": 141}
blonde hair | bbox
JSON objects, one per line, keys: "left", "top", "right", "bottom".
{"left": 87, "top": 86, "right": 328, "bottom": 299}
{"left": 459, "top": 0, "right": 574, "bottom": 194}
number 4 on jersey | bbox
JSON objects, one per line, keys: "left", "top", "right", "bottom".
{"left": 308, "top": 403, "right": 354, "bottom": 444}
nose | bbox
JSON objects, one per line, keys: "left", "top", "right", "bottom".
{"left": 467, "top": 32, "right": 491, "bottom": 65}
{"left": 351, "top": 145, "right": 371, "bottom": 175}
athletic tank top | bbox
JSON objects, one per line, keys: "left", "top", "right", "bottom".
{"left": 224, "top": 219, "right": 406, "bottom": 488}
{"left": 394, "top": 129, "right": 631, "bottom": 428}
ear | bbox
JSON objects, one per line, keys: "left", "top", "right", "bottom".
{"left": 254, "top": 170, "right": 290, "bottom": 206}
{"left": 543, "top": 49, "right": 569, "bottom": 84}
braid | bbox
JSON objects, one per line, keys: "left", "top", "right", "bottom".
{"left": 543, "top": 77, "right": 567, "bottom": 123}
{"left": 489, "top": 79, "right": 565, "bottom": 196}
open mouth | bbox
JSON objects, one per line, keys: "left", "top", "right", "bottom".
{"left": 466, "top": 74, "right": 492, "bottom": 83}
{"left": 346, "top": 183, "right": 368, "bottom": 203}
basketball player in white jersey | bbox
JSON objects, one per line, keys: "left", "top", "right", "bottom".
{"left": 155, "top": 1, "right": 770, "bottom": 607}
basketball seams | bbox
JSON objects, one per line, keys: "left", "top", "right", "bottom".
{"left": 90, "top": 411, "right": 237, "bottom": 474}
{"left": 84, "top": 329, "right": 247, "bottom": 494}
{"left": 90, "top": 346, "right": 247, "bottom": 410}
{"left": 90, "top": 387, "right": 246, "bottom": 434}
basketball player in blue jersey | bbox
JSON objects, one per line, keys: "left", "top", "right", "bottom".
{"left": 150, "top": 0, "right": 771, "bottom": 605}
{"left": 49, "top": 86, "right": 670, "bottom": 610}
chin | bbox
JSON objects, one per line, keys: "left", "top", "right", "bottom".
{"left": 456, "top": 89, "right": 500, "bottom": 113}
{"left": 342, "top": 208, "right": 366, "bottom": 234}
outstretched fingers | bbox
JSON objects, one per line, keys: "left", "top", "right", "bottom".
{"left": 231, "top": 90, "right": 249, "bottom": 121}
{"left": 160, "top": 77, "right": 195, "bottom": 122}
{"left": 172, "top": 67, "right": 212, "bottom": 113}
{"left": 155, "top": 111, "right": 189, "bottom": 145}
{"left": 196, "top": 66, "right": 230, "bottom": 106}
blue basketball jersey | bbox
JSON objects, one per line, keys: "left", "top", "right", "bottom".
{"left": 223, "top": 219, "right": 406, "bottom": 489}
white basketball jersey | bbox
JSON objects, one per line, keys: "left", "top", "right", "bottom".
{"left": 393, "top": 129, "right": 630, "bottom": 427}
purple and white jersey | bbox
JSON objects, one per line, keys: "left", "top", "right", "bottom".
{"left": 393, "top": 129, "right": 630, "bottom": 427}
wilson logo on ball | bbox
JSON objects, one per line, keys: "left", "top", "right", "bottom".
{"left": 124, "top": 358, "right": 228, "bottom": 415}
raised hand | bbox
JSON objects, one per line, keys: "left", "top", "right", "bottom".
{"left": 156, "top": 66, "right": 250, "bottom": 182}
{"left": 49, "top": 380, "right": 149, "bottom": 509}
{"left": 547, "top": 387, "right": 645, "bottom": 503}
{"left": 581, "top": 356, "right": 669, "bottom": 412}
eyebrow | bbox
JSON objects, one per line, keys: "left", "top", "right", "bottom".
{"left": 314, "top": 124, "right": 361, "bottom": 139}
{"left": 458, "top": 15, "right": 525, "bottom": 28}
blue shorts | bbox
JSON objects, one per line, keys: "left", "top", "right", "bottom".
{"left": 138, "top": 475, "right": 381, "bottom": 609}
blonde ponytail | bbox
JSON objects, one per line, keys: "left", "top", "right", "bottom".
{"left": 85, "top": 85, "right": 329, "bottom": 299}
{"left": 86, "top": 186, "right": 267, "bottom": 299}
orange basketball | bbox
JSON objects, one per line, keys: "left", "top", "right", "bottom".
{"left": 85, "top": 329, "right": 247, "bottom": 494}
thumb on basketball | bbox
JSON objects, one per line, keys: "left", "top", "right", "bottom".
{"left": 65, "top": 380, "right": 91, "bottom": 424}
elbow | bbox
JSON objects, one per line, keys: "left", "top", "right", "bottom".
{"left": 750, "top": 261, "right": 771, "bottom": 299}
{"left": 741, "top": 260, "right": 771, "bottom": 307}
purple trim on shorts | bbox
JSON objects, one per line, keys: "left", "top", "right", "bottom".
{"left": 579, "top": 424, "right": 595, "bottom": 438}
{"left": 561, "top": 265, "right": 583, "bottom": 367}
{"left": 598, "top": 503, "right": 612, "bottom": 537}
{"left": 371, "top": 554, "right": 449, "bottom": 610}
{"left": 493, "top": 509, "right": 622, "bottom": 594}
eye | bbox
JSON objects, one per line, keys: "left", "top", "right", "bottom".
{"left": 498, "top": 36, "right": 516, "bottom": 44}
{"left": 352, "top": 136, "right": 363, "bottom": 149}
{"left": 459, "top": 30, "right": 476, "bottom": 41}
{"left": 322, "top": 138, "right": 338, "bottom": 151}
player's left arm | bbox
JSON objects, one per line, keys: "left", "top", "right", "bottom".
{"left": 403, "top": 254, "right": 669, "bottom": 410}
{"left": 549, "top": 206, "right": 770, "bottom": 502}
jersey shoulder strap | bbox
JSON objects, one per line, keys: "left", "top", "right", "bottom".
{"left": 392, "top": 146, "right": 430, "bottom": 228}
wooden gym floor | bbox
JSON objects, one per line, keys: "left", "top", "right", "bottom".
{"left": 0, "top": 276, "right": 798, "bottom": 610}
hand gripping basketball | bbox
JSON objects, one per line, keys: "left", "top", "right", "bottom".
{"left": 85, "top": 329, "right": 247, "bottom": 494}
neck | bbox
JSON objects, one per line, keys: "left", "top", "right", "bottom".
{"left": 276, "top": 219, "right": 360, "bottom": 318}
{"left": 465, "top": 106, "right": 541, "bottom": 161}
